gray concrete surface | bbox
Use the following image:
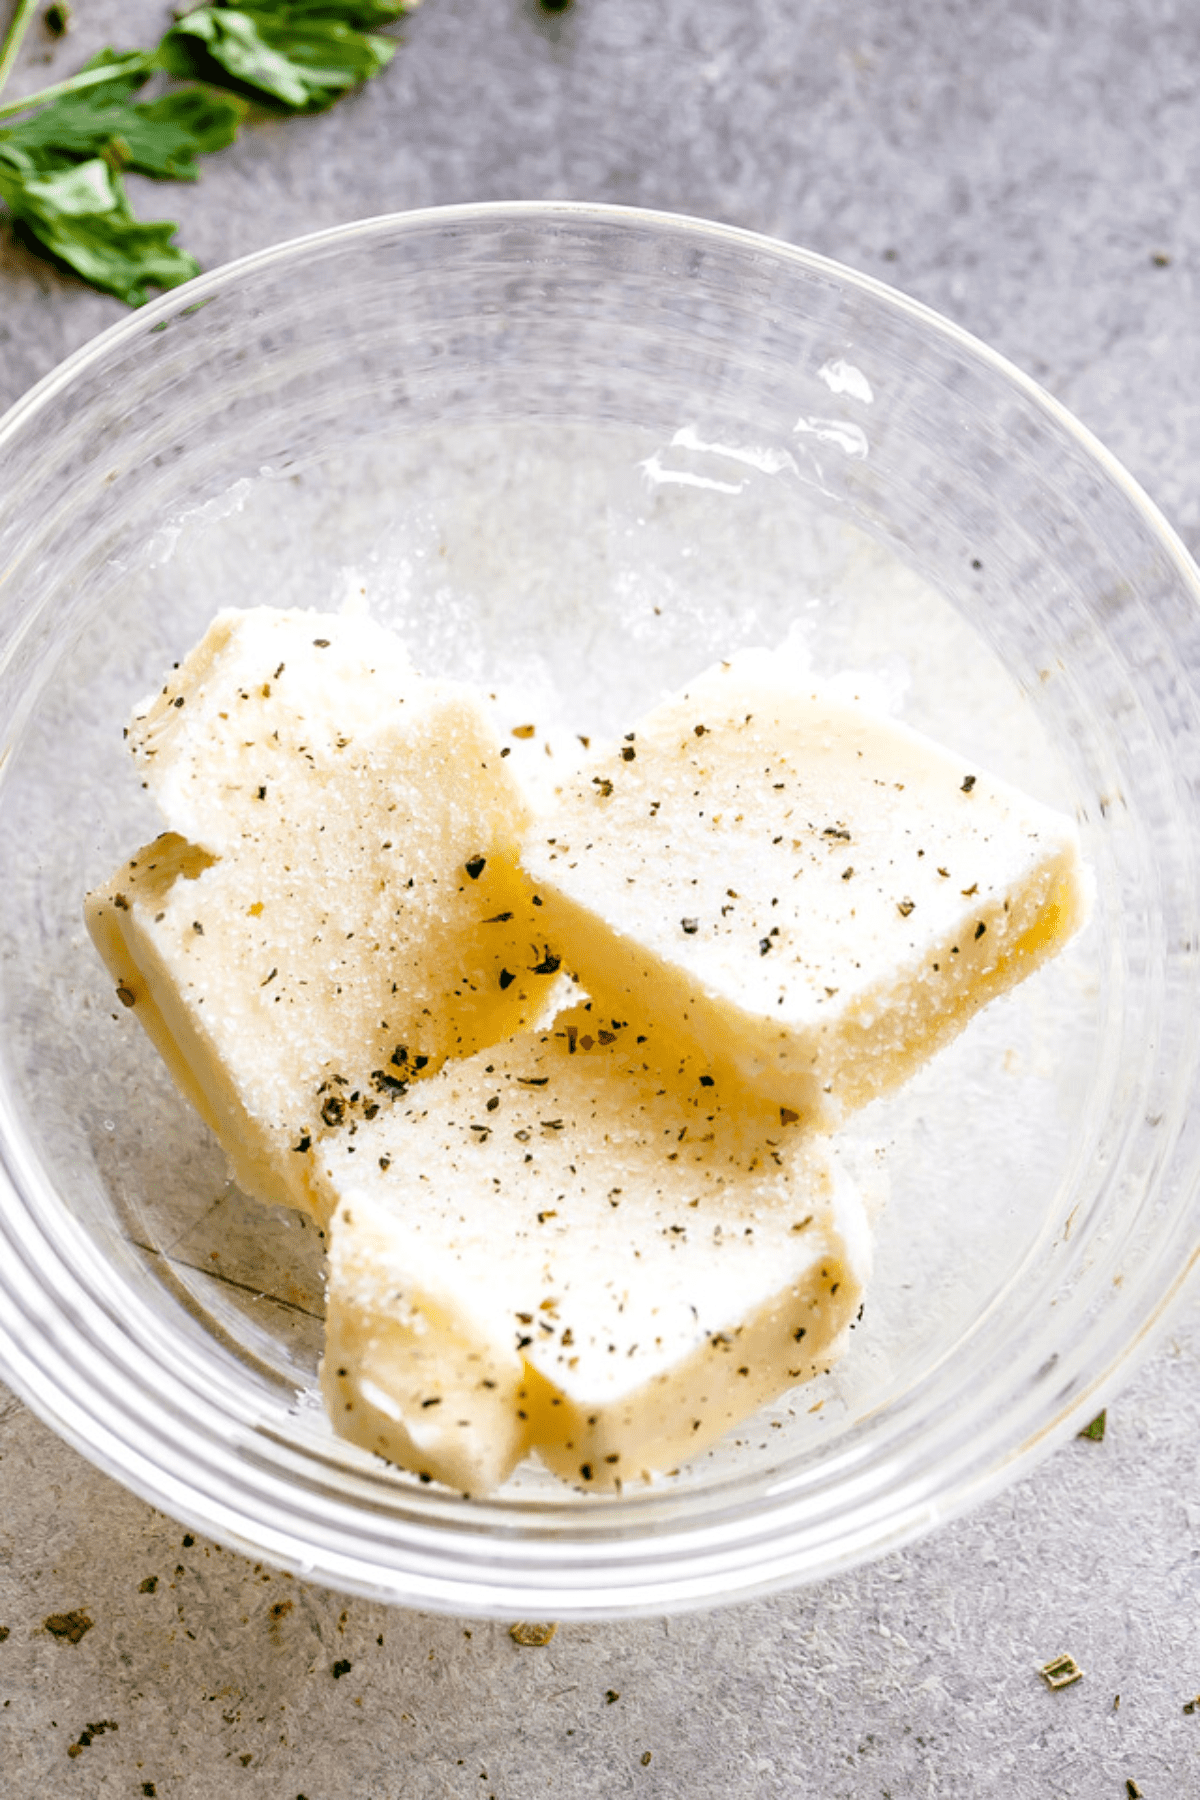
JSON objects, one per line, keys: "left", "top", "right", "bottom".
{"left": 2, "top": 2, "right": 1200, "bottom": 1795}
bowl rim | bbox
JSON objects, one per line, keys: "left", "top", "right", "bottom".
{"left": 0, "top": 193, "right": 1193, "bottom": 590}
{"left": 3, "top": 199, "right": 1200, "bottom": 1617}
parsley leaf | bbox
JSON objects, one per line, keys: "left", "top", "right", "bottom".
{"left": 0, "top": 1, "right": 412, "bottom": 305}
{"left": 0, "top": 50, "right": 243, "bottom": 304}
{"left": 159, "top": 3, "right": 406, "bottom": 112}
{"left": 265, "top": 2, "right": 415, "bottom": 23}
{"left": 4, "top": 52, "right": 243, "bottom": 179}
{"left": 0, "top": 155, "right": 199, "bottom": 305}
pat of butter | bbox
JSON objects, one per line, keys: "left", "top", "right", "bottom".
{"left": 319, "top": 1005, "right": 872, "bottom": 1495}
{"left": 85, "top": 607, "right": 566, "bottom": 1219}
{"left": 522, "top": 651, "right": 1089, "bottom": 1123}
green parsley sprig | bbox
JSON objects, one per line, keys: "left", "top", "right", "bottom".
{"left": 0, "top": 1, "right": 415, "bottom": 306}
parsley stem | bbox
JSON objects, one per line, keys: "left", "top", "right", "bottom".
{"left": 0, "top": 0, "right": 38, "bottom": 104}
{"left": 0, "top": 48, "right": 156, "bottom": 121}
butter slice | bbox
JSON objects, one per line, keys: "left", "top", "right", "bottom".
{"left": 85, "top": 607, "right": 565, "bottom": 1219}
{"left": 521, "top": 652, "right": 1089, "bottom": 1123}
{"left": 319, "top": 1005, "right": 871, "bottom": 1495}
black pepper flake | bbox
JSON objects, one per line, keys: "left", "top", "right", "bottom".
{"left": 532, "top": 950, "right": 561, "bottom": 975}
{"left": 414, "top": 1054, "right": 429, "bottom": 1071}
{"left": 620, "top": 745, "right": 636, "bottom": 761}
{"left": 518, "top": 1077, "right": 548, "bottom": 1087}
{"left": 822, "top": 826, "right": 851, "bottom": 840}
{"left": 313, "top": 639, "right": 331, "bottom": 649}
{"left": 293, "top": 1134, "right": 311, "bottom": 1153}
{"left": 484, "top": 912, "right": 514, "bottom": 923}
{"left": 693, "top": 723, "right": 708, "bottom": 737}
{"left": 974, "top": 920, "right": 987, "bottom": 939}
{"left": 592, "top": 777, "right": 614, "bottom": 797}
{"left": 779, "top": 1106, "right": 799, "bottom": 1126}
{"left": 172, "top": 695, "right": 185, "bottom": 708}
{"left": 331, "top": 1658, "right": 352, "bottom": 1677}
{"left": 260, "top": 967, "right": 277, "bottom": 987}
{"left": 759, "top": 937, "right": 772, "bottom": 955}
{"left": 192, "top": 919, "right": 204, "bottom": 934}
{"left": 499, "top": 968, "right": 515, "bottom": 990}
{"left": 897, "top": 898, "right": 915, "bottom": 917}
{"left": 699, "top": 1074, "right": 714, "bottom": 1087}
{"left": 371, "top": 1070, "right": 408, "bottom": 1096}
{"left": 67, "top": 1719, "right": 118, "bottom": 1758}
{"left": 516, "top": 1334, "right": 533, "bottom": 1349}
{"left": 580, "top": 1462, "right": 594, "bottom": 1480}
{"left": 379, "top": 1155, "right": 391, "bottom": 1171}
{"left": 961, "top": 774, "right": 977, "bottom": 793}
{"left": 321, "top": 1095, "right": 346, "bottom": 1127}
{"left": 681, "top": 917, "right": 699, "bottom": 935}
{"left": 390, "top": 1045, "right": 408, "bottom": 1068}
{"left": 465, "top": 855, "right": 487, "bottom": 880}
{"left": 115, "top": 983, "right": 136, "bottom": 1008}
{"left": 113, "top": 891, "right": 129, "bottom": 910}
{"left": 841, "top": 866, "right": 854, "bottom": 881}
{"left": 420, "top": 1396, "right": 442, "bottom": 1408}
{"left": 486, "top": 1096, "right": 500, "bottom": 1112}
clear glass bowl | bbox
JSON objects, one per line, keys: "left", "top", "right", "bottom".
{"left": 1, "top": 203, "right": 1198, "bottom": 1618}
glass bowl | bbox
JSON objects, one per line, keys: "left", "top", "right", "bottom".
{"left": 1, "top": 203, "right": 1198, "bottom": 1619}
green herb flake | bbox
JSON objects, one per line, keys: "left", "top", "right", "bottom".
{"left": 509, "top": 1621, "right": 557, "bottom": 1646}
{"left": 1077, "top": 1409, "right": 1106, "bottom": 1441}
{"left": 1038, "top": 1653, "right": 1083, "bottom": 1690}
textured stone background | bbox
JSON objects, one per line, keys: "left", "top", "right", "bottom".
{"left": 2, "top": 3, "right": 1200, "bottom": 1795}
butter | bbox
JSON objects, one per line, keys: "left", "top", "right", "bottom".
{"left": 87, "top": 612, "right": 1089, "bottom": 1499}
{"left": 522, "top": 651, "right": 1089, "bottom": 1124}
{"left": 319, "top": 1004, "right": 871, "bottom": 1495}
{"left": 86, "top": 607, "right": 567, "bottom": 1219}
